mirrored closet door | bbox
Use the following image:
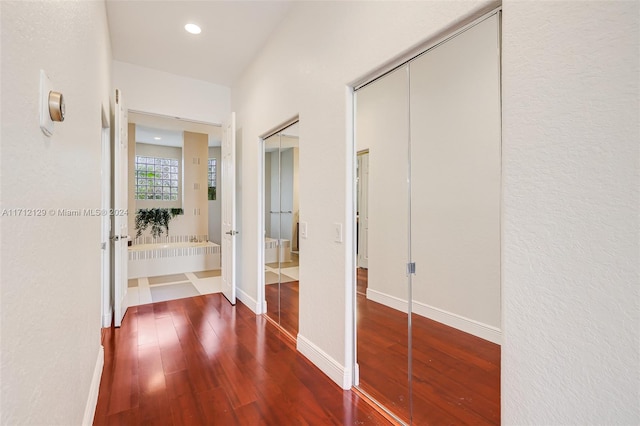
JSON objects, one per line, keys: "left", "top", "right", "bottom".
{"left": 264, "top": 122, "right": 300, "bottom": 338}
{"left": 355, "top": 65, "right": 411, "bottom": 421}
{"left": 355, "top": 12, "right": 501, "bottom": 425}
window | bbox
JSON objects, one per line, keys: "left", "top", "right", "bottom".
{"left": 208, "top": 158, "right": 217, "bottom": 200}
{"left": 134, "top": 156, "right": 179, "bottom": 200}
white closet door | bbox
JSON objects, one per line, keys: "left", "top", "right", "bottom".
{"left": 409, "top": 14, "right": 502, "bottom": 334}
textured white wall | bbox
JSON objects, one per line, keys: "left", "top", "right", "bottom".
{"left": 502, "top": 1, "right": 639, "bottom": 424}
{"left": 112, "top": 60, "right": 230, "bottom": 125}
{"left": 0, "top": 1, "right": 112, "bottom": 424}
{"left": 232, "top": 0, "right": 496, "bottom": 385}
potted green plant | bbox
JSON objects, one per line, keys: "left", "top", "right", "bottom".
{"left": 135, "top": 208, "right": 183, "bottom": 238}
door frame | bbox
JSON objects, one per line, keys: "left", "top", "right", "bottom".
{"left": 258, "top": 116, "right": 299, "bottom": 316}
{"left": 113, "top": 89, "right": 129, "bottom": 327}
{"left": 101, "top": 106, "right": 112, "bottom": 327}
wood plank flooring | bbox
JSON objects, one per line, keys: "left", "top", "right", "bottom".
{"left": 356, "top": 268, "right": 501, "bottom": 425}
{"left": 94, "top": 293, "right": 391, "bottom": 425}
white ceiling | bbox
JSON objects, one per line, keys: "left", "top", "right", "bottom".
{"left": 105, "top": 1, "right": 294, "bottom": 87}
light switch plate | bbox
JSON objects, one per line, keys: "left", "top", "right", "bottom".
{"left": 300, "top": 222, "right": 308, "bottom": 239}
{"left": 39, "top": 70, "right": 54, "bottom": 137}
{"left": 334, "top": 223, "right": 343, "bottom": 243}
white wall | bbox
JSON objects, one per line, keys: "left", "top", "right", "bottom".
{"left": 232, "top": 0, "right": 499, "bottom": 388}
{"left": 0, "top": 1, "right": 112, "bottom": 424}
{"left": 502, "top": 2, "right": 639, "bottom": 424}
{"left": 233, "top": 1, "right": 639, "bottom": 422}
{"left": 112, "top": 60, "right": 230, "bottom": 125}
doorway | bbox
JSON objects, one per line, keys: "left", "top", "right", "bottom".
{"left": 262, "top": 120, "right": 300, "bottom": 338}
{"left": 124, "top": 111, "right": 227, "bottom": 306}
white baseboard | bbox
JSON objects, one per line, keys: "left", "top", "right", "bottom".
{"left": 366, "top": 288, "right": 502, "bottom": 345}
{"left": 82, "top": 346, "right": 104, "bottom": 426}
{"left": 101, "top": 312, "right": 112, "bottom": 328}
{"left": 297, "top": 334, "right": 352, "bottom": 390}
{"left": 236, "top": 286, "right": 261, "bottom": 314}
{"left": 366, "top": 288, "right": 408, "bottom": 313}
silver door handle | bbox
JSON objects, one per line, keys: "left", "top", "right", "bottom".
{"left": 225, "top": 230, "right": 239, "bottom": 236}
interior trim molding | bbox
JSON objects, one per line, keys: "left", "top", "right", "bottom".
{"left": 101, "top": 312, "right": 113, "bottom": 329}
{"left": 366, "top": 288, "right": 502, "bottom": 345}
{"left": 82, "top": 346, "right": 104, "bottom": 426}
{"left": 236, "top": 286, "right": 261, "bottom": 314}
{"left": 297, "top": 334, "right": 352, "bottom": 390}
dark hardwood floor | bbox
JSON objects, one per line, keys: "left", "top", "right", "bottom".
{"left": 356, "top": 268, "right": 501, "bottom": 425}
{"left": 94, "top": 293, "right": 392, "bottom": 425}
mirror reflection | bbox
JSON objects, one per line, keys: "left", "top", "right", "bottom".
{"left": 355, "top": 14, "right": 501, "bottom": 425}
{"left": 264, "top": 122, "right": 300, "bottom": 337}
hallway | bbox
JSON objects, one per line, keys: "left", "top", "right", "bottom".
{"left": 93, "top": 293, "right": 391, "bottom": 425}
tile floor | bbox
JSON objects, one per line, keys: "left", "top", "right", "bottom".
{"left": 265, "top": 252, "right": 299, "bottom": 284}
{"left": 127, "top": 250, "right": 300, "bottom": 307}
{"left": 127, "top": 269, "right": 223, "bottom": 306}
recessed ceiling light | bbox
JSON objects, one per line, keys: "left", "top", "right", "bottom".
{"left": 154, "top": 137, "right": 161, "bottom": 140}
{"left": 185, "top": 23, "right": 201, "bottom": 35}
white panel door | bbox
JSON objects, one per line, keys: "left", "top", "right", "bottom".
{"left": 221, "top": 112, "right": 237, "bottom": 305}
{"left": 113, "top": 89, "right": 129, "bottom": 327}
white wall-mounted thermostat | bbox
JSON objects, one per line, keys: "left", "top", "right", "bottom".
{"left": 39, "top": 70, "right": 65, "bottom": 136}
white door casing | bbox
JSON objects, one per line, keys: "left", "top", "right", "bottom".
{"left": 114, "top": 89, "right": 129, "bottom": 327}
{"left": 221, "top": 112, "right": 237, "bottom": 305}
{"left": 101, "top": 108, "right": 111, "bottom": 328}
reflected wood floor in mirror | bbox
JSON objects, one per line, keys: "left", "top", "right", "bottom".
{"left": 264, "top": 279, "right": 299, "bottom": 337}
{"left": 357, "top": 268, "right": 501, "bottom": 425}
{"left": 94, "top": 293, "right": 392, "bottom": 425}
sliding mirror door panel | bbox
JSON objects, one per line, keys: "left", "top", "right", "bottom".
{"left": 409, "top": 14, "right": 501, "bottom": 424}
{"left": 264, "top": 123, "right": 300, "bottom": 338}
{"left": 277, "top": 126, "right": 300, "bottom": 336}
{"left": 355, "top": 65, "right": 411, "bottom": 423}
{"left": 265, "top": 133, "right": 282, "bottom": 326}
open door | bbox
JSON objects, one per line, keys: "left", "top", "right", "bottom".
{"left": 113, "top": 89, "right": 129, "bottom": 327}
{"left": 221, "top": 112, "right": 237, "bottom": 305}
